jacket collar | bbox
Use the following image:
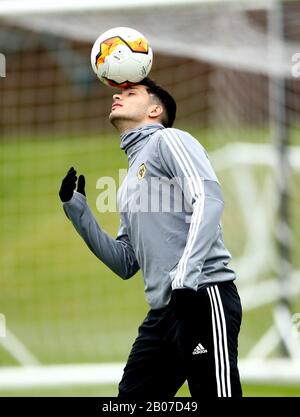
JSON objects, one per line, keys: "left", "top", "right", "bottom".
{"left": 120, "top": 124, "right": 164, "bottom": 165}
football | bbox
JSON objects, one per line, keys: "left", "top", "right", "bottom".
{"left": 91, "top": 27, "right": 153, "bottom": 88}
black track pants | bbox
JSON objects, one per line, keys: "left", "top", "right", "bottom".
{"left": 118, "top": 281, "right": 242, "bottom": 398}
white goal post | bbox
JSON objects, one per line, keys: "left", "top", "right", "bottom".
{"left": 1, "top": 359, "right": 300, "bottom": 390}
{"left": 0, "top": 0, "right": 272, "bottom": 15}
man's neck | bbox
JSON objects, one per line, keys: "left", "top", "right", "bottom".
{"left": 112, "top": 119, "right": 159, "bottom": 135}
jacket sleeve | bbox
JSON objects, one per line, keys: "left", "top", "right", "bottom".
{"left": 62, "top": 191, "right": 139, "bottom": 279}
{"left": 157, "top": 128, "right": 224, "bottom": 291}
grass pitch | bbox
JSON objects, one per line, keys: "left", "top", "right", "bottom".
{"left": 0, "top": 132, "right": 299, "bottom": 396}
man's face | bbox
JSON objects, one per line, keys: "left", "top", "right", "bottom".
{"left": 109, "top": 85, "right": 158, "bottom": 130}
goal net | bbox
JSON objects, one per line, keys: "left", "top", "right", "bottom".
{"left": 0, "top": 0, "right": 300, "bottom": 391}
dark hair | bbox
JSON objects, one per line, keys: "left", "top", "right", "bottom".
{"left": 139, "top": 77, "right": 176, "bottom": 128}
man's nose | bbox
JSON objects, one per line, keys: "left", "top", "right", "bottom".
{"left": 113, "top": 93, "right": 121, "bottom": 101}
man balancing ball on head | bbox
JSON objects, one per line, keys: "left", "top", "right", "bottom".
{"left": 59, "top": 77, "right": 242, "bottom": 398}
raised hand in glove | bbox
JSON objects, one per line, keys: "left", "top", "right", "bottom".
{"left": 59, "top": 167, "right": 86, "bottom": 202}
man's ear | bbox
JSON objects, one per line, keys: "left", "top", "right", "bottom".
{"left": 148, "top": 104, "right": 164, "bottom": 120}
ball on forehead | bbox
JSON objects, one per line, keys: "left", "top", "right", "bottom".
{"left": 91, "top": 27, "right": 153, "bottom": 89}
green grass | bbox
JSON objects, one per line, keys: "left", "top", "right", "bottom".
{"left": 0, "top": 131, "right": 300, "bottom": 396}
{"left": 0, "top": 134, "right": 148, "bottom": 364}
{"left": 0, "top": 383, "right": 299, "bottom": 397}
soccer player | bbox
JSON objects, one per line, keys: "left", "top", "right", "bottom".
{"left": 59, "top": 78, "right": 242, "bottom": 398}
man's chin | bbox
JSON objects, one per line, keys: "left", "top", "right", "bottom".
{"left": 109, "top": 112, "right": 118, "bottom": 125}
{"left": 109, "top": 113, "right": 126, "bottom": 130}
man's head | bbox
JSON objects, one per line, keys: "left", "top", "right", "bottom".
{"left": 109, "top": 77, "right": 176, "bottom": 133}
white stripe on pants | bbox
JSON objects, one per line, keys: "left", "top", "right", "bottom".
{"left": 207, "top": 285, "right": 232, "bottom": 397}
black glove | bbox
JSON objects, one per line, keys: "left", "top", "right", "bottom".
{"left": 59, "top": 167, "right": 86, "bottom": 202}
{"left": 170, "top": 288, "right": 198, "bottom": 320}
{"left": 77, "top": 174, "right": 86, "bottom": 197}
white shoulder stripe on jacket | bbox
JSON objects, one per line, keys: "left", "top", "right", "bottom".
{"left": 161, "top": 129, "right": 205, "bottom": 289}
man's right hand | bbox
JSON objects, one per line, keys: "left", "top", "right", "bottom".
{"left": 59, "top": 167, "right": 86, "bottom": 202}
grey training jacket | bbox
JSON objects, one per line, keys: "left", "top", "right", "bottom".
{"left": 63, "top": 124, "right": 236, "bottom": 309}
